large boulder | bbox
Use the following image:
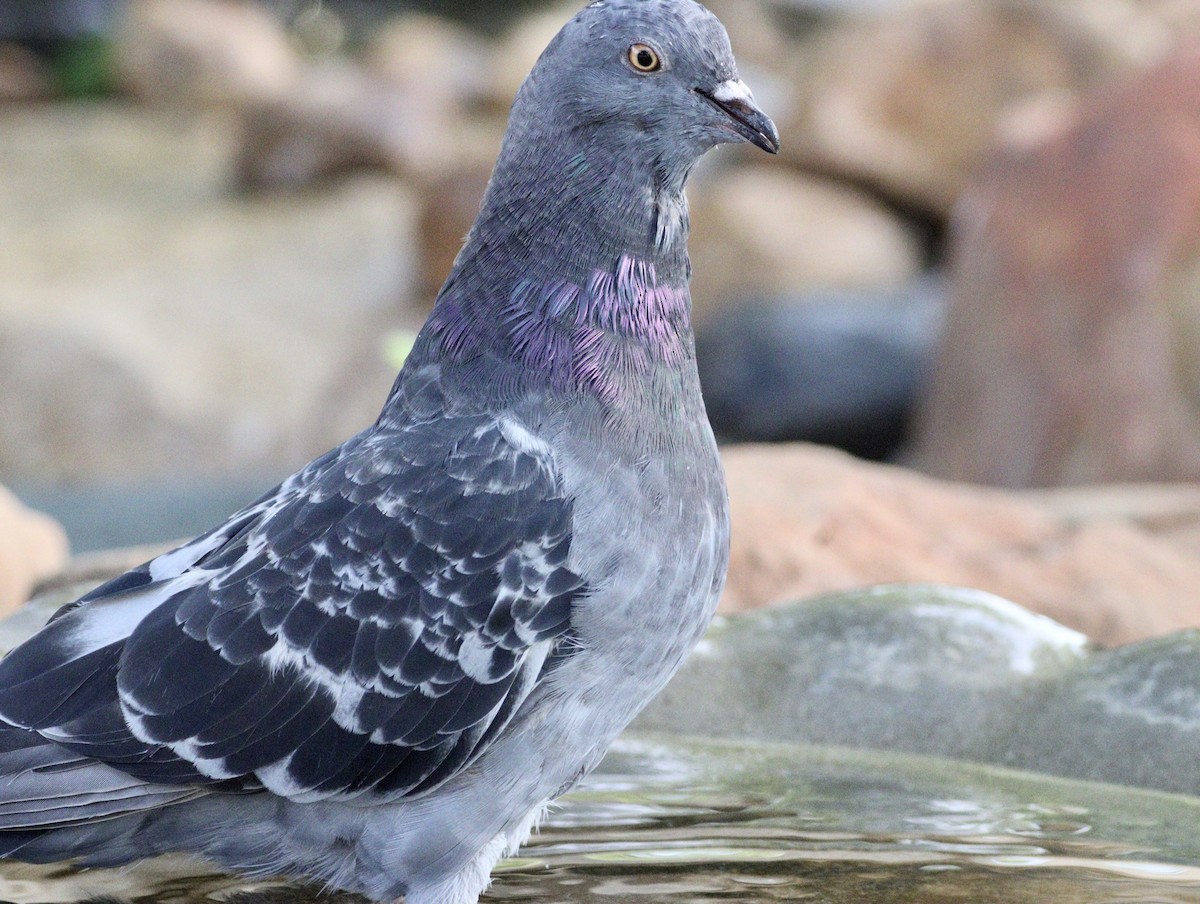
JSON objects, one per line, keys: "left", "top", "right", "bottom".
{"left": 913, "top": 42, "right": 1200, "bottom": 486}
{"left": 721, "top": 443, "right": 1200, "bottom": 645}
{"left": 364, "top": 13, "right": 491, "bottom": 119}
{"left": 233, "top": 61, "right": 446, "bottom": 190}
{"left": 236, "top": 14, "right": 497, "bottom": 192}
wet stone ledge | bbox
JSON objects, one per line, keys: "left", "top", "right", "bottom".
{"left": 636, "top": 584, "right": 1200, "bottom": 797}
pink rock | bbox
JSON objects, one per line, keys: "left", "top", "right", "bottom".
{"left": 914, "top": 42, "right": 1200, "bottom": 486}
{"left": 722, "top": 444, "right": 1200, "bottom": 646}
{"left": 0, "top": 486, "right": 68, "bottom": 614}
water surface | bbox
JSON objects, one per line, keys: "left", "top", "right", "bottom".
{"left": 494, "top": 736, "right": 1200, "bottom": 903}
{"left": 0, "top": 736, "right": 1196, "bottom": 903}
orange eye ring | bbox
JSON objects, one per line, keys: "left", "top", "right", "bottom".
{"left": 628, "top": 43, "right": 662, "bottom": 73}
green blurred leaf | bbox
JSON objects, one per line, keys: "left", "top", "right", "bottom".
{"left": 54, "top": 35, "right": 115, "bottom": 98}
{"left": 382, "top": 330, "right": 418, "bottom": 371}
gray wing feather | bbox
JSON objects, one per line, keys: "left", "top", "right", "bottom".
{"left": 0, "top": 727, "right": 202, "bottom": 830}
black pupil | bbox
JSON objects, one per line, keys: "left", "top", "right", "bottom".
{"left": 636, "top": 49, "right": 655, "bottom": 69}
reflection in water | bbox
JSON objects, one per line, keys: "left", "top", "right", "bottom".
{"left": 0, "top": 736, "right": 1197, "bottom": 903}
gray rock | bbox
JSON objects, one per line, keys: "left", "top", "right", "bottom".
{"left": 1010, "top": 632, "right": 1200, "bottom": 795}
{"left": 638, "top": 583, "right": 1200, "bottom": 797}
{"left": 695, "top": 280, "right": 944, "bottom": 458}
{"left": 637, "top": 584, "right": 1087, "bottom": 758}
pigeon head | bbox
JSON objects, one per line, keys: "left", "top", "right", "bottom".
{"left": 415, "top": 0, "right": 777, "bottom": 408}
{"left": 464, "top": 0, "right": 778, "bottom": 278}
{"left": 527, "top": 0, "right": 780, "bottom": 167}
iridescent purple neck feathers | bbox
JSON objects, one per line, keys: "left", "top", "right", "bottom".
{"left": 425, "top": 254, "right": 691, "bottom": 403}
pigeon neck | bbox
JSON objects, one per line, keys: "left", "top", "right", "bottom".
{"left": 463, "top": 118, "right": 694, "bottom": 287}
{"left": 413, "top": 118, "right": 701, "bottom": 402}
{"left": 423, "top": 246, "right": 694, "bottom": 405}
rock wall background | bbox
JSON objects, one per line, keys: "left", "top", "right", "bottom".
{"left": 3, "top": 0, "right": 1200, "bottom": 643}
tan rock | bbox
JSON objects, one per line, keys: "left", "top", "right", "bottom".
{"left": 365, "top": 13, "right": 492, "bottom": 116}
{"left": 0, "top": 323, "right": 214, "bottom": 481}
{"left": 722, "top": 443, "right": 1200, "bottom": 646}
{"left": 235, "top": 61, "right": 428, "bottom": 189}
{"left": 913, "top": 42, "right": 1200, "bottom": 486}
{"left": 234, "top": 52, "right": 506, "bottom": 192}
{"left": 114, "top": 0, "right": 299, "bottom": 107}
{"left": 778, "top": 0, "right": 1146, "bottom": 213}
{"left": 0, "top": 486, "right": 68, "bottom": 615}
{"left": 703, "top": 0, "right": 795, "bottom": 74}
{"left": 688, "top": 167, "right": 922, "bottom": 321}
{"left": 487, "top": 2, "right": 581, "bottom": 111}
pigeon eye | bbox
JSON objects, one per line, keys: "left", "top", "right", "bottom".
{"left": 628, "top": 43, "right": 662, "bottom": 73}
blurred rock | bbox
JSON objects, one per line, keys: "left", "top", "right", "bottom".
{"left": 487, "top": 1, "right": 581, "bottom": 111}
{"left": 0, "top": 42, "right": 55, "bottom": 102}
{"left": 235, "top": 61, "right": 434, "bottom": 189}
{"left": 235, "top": 42, "right": 507, "bottom": 193}
{"left": 114, "top": 0, "right": 299, "bottom": 107}
{"left": 688, "top": 167, "right": 923, "bottom": 321}
{"left": 914, "top": 42, "right": 1200, "bottom": 487}
{"left": 778, "top": 0, "right": 1147, "bottom": 214}
{"left": 365, "top": 13, "right": 491, "bottom": 116}
{"left": 0, "top": 486, "right": 68, "bottom": 616}
{"left": 0, "top": 324, "right": 214, "bottom": 482}
{"left": 640, "top": 585, "right": 1200, "bottom": 796}
{"left": 641, "top": 586, "right": 1089, "bottom": 772}
{"left": 416, "top": 156, "right": 493, "bottom": 300}
{"left": 0, "top": 104, "right": 414, "bottom": 484}
{"left": 1022, "top": 482, "right": 1200, "bottom": 540}
{"left": 1009, "top": 630, "right": 1200, "bottom": 794}
{"left": 1024, "top": 482, "right": 1200, "bottom": 561}
{"left": 704, "top": 0, "right": 798, "bottom": 73}
{"left": 721, "top": 443, "right": 1200, "bottom": 645}
{"left": 696, "top": 279, "right": 944, "bottom": 457}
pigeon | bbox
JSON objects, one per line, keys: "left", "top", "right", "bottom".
{"left": 0, "top": 1, "right": 778, "bottom": 902}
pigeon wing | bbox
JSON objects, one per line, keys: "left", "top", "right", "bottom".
{"left": 0, "top": 410, "right": 585, "bottom": 805}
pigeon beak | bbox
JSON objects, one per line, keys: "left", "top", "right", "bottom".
{"left": 696, "top": 79, "right": 780, "bottom": 154}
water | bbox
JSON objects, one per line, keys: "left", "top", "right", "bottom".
{"left": 493, "top": 736, "right": 1200, "bottom": 903}
{"left": 0, "top": 735, "right": 1196, "bottom": 903}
